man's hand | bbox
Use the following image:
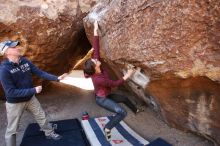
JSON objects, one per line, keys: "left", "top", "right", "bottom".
{"left": 58, "top": 73, "right": 68, "bottom": 81}
{"left": 35, "top": 86, "right": 42, "bottom": 94}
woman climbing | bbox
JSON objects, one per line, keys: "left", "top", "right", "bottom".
{"left": 83, "top": 20, "right": 139, "bottom": 141}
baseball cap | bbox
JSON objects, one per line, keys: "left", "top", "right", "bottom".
{"left": 0, "top": 40, "right": 20, "bottom": 55}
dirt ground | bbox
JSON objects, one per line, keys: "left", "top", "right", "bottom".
{"left": 0, "top": 82, "right": 214, "bottom": 146}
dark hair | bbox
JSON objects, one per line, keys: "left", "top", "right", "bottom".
{"left": 83, "top": 59, "right": 96, "bottom": 75}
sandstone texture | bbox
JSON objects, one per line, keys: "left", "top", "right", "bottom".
{"left": 0, "top": 0, "right": 97, "bottom": 74}
{"left": 0, "top": 0, "right": 97, "bottom": 98}
{"left": 84, "top": 0, "right": 220, "bottom": 144}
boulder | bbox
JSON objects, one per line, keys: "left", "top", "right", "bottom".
{"left": 84, "top": 0, "right": 220, "bottom": 144}
{"left": 0, "top": 0, "right": 97, "bottom": 74}
{"left": 0, "top": 0, "right": 97, "bottom": 98}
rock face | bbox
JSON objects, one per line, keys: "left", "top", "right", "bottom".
{"left": 0, "top": 0, "right": 96, "bottom": 97}
{"left": 146, "top": 77, "right": 220, "bottom": 145}
{"left": 84, "top": 0, "right": 220, "bottom": 144}
{"left": 0, "top": 0, "right": 96, "bottom": 74}
{"left": 0, "top": 0, "right": 96, "bottom": 99}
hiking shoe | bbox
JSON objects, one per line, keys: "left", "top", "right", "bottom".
{"left": 46, "top": 131, "right": 62, "bottom": 140}
{"left": 104, "top": 128, "right": 111, "bottom": 141}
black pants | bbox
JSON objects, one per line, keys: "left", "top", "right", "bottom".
{"left": 107, "top": 94, "right": 137, "bottom": 113}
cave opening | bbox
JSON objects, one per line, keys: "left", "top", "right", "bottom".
{"left": 59, "top": 28, "right": 94, "bottom": 90}
{"left": 62, "top": 28, "right": 92, "bottom": 72}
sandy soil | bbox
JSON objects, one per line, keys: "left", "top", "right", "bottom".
{"left": 0, "top": 82, "right": 213, "bottom": 146}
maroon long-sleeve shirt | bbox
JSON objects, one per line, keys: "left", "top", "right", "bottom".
{"left": 87, "top": 36, "right": 124, "bottom": 97}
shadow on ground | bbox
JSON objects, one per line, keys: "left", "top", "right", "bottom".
{"left": 0, "top": 82, "right": 213, "bottom": 146}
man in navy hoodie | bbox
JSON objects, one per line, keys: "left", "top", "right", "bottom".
{"left": 0, "top": 40, "right": 67, "bottom": 146}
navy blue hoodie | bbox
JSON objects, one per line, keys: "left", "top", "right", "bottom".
{"left": 0, "top": 57, "right": 58, "bottom": 103}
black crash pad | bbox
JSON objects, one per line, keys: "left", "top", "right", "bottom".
{"left": 20, "top": 119, "right": 90, "bottom": 146}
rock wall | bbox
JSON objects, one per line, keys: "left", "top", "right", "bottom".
{"left": 84, "top": 0, "right": 220, "bottom": 145}
{"left": 0, "top": 0, "right": 96, "bottom": 98}
{"left": 0, "top": 0, "right": 97, "bottom": 74}
{"left": 146, "top": 77, "right": 220, "bottom": 145}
